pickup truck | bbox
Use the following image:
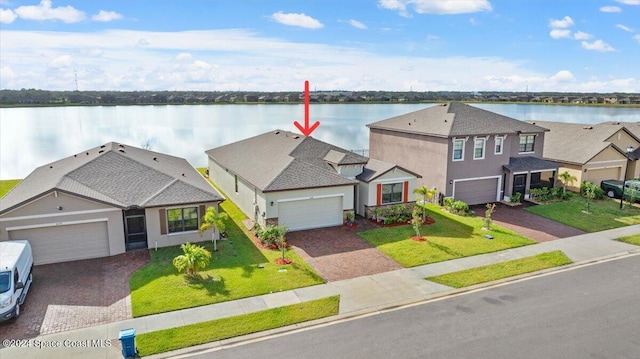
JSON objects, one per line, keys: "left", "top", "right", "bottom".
{"left": 600, "top": 179, "right": 640, "bottom": 201}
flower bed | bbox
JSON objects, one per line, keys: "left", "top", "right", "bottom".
{"left": 371, "top": 216, "right": 435, "bottom": 228}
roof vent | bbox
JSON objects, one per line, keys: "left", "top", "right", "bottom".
{"left": 74, "top": 154, "right": 77, "bottom": 158}
{"left": 153, "top": 157, "right": 158, "bottom": 161}
{"left": 100, "top": 145, "right": 106, "bottom": 148}
{"left": 293, "top": 135, "right": 300, "bottom": 139}
{"left": 583, "top": 126, "right": 593, "bottom": 130}
{"left": 118, "top": 149, "right": 125, "bottom": 153}
{"left": 442, "top": 103, "right": 447, "bottom": 106}
{"left": 612, "top": 122, "right": 620, "bottom": 125}
{"left": 49, "top": 165, "right": 53, "bottom": 169}
{"left": 408, "top": 122, "right": 412, "bottom": 126}
{"left": 98, "top": 150, "right": 104, "bottom": 154}
{"left": 181, "top": 173, "right": 185, "bottom": 177}
{"left": 274, "top": 131, "right": 280, "bottom": 134}
{"left": 86, "top": 152, "right": 89, "bottom": 156}
{"left": 531, "top": 122, "right": 536, "bottom": 125}
{"left": 118, "top": 144, "right": 125, "bottom": 148}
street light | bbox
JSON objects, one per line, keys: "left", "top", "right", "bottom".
{"left": 620, "top": 145, "right": 634, "bottom": 209}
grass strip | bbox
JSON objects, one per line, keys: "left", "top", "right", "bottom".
{"left": 136, "top": 296, "right": 339, "bottom": 356}
{"left": 615, "top": 234, "right": 640, "bottom": 246}
{"left": 426, "top": 251, "right": 572, "bottom": 288}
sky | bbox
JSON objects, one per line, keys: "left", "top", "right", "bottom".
{"left": 0, "top": 0, "right": 639, "bottom": 93}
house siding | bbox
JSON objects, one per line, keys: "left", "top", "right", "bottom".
{"left": 145, "top": 202, "right": 219, "bottom": 249}
{"left": 2, "top": 191, "right": 115, "bottom": 217}
{"left": 605, "top": 129, "right": 640, "bottom": 150}
{"left": 208, "top": 158, "right": 263, "bottom": 225}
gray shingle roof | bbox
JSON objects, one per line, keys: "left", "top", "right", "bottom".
{"left": 357, "top": 158, "right": 421, "bottom": 183}
{"left": 529, "top": 121, "right": 636, "bottom": 164}
{"left": 367, "top": 102, "right": 548, "bottom": 137}
{"left": 503, "top": 156, "right": 559, "bottom": 172}
{"left": 1, "top": 142, "right": 224, "bottom": 215}
{"left": 205, "top": 130, "right": 367, "bottom": 192}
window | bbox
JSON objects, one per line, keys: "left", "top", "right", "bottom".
{"left": 234, "top": 175, "right": 239, "bottom": 193}
{"left": 167, "top": 207, "right": 199, "bottom": 233}
{"left": 452, "top": 139, "right": 465, "bottom": 161}
{"left": 474, "top": 138, "right": 486, "bottom": 159}
{"left": 519, "top": 135, "right": 535, "bottom": 152}
{"left": 381, "top": 183, "right": 403, "bottom": 204}
{"left": 495, "top": 136, "right": 504, "bottom": 155}
{"left": 0, "top": 271, "right": 10, "bottom": 294}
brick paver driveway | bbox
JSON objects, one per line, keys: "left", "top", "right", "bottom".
{"left": 0, "top": 250, "right": 149, "bottom": 340}
{"left": 472, "top": 202, "right": 585, "bottom": 242}
{"left": 287, "top": 218, "right": 402, "bottom": 282}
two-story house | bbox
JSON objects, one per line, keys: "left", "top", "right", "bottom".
{"left": 368, "top": 103, "right": 559, "bottom": 205}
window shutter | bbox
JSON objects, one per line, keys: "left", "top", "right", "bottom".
{"left": 376, "top": 184, "right": 382, "bottom": 206}
{"left": 159, "top": 208, "right": 167, "bottom": 235}
{"left": 199, "top": 205, "right": 206, "bottom": 220}
{"left": 403, "top": 181, "right": 409, "bottom": 202}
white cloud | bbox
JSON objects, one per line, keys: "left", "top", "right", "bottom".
{"left": 91, "top": 10, "right": 123, "bottom": 22}
{"left": 176, "top": 52, "right": 193, "bottom": 61}
{"left": 271, "top": 11, "right": 323, "bottom": 29}
{"left": 14, "top": 0, "right": 85, "bottom": 23}
{"left": 549, "top": 16, "right": 574, "bottom": 29}
{"left": 550, "top": 70, "right": 575, "bottom": 82}
{"left": 136, "top": 38, "right": 150, "bottom": 47}
{"left": 600, "top": 6, "right": 621, "bottom": 12}
{"left": 469, "top": 18, "right": 479, "bottom": 26}
{"left": 581, "top": 39, "right": 616, "bottom": 52}
{"left": 0, "top": 8, "right": 16, "bottom": 23}
{"left": 615, "top": 0, "right": 640, "bottom": 5}
{"left": 48, "top": 54, "right": 73, "bottom": 68}
{"left": 379, "top": 0, "right": 491, "bottom": 15}
{"left": 550, "top": 29, "right": 571, "bottom": 39}
{"left": 634, "top": 34, "right": 640, "bottom": 44}
{"left": 616, "top": 24, "right": 634, "bottom": 32}
{"left": 349, "top": 19, "right": 367, "bottom": 29}
{"left": 573, "top": 31, "right": 592, "bottom": 40}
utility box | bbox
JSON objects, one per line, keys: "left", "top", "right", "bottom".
{"left": 118, "top": 328, "right": 137, "bottom": 358}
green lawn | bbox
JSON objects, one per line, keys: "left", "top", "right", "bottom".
{"left": 0, "top": 179, "right": 21, "bottom": 198}
{"left": 426, "top": 251, "right": 572, "bottom": 288}
{"left": 358, "top": 204, "right": 536, "bottom": 267}
{"left": 615, "top": 234, "right": 640, "bottom": 246}
{"left": 136, "top": 296, "right": 339, "bottom": 356}
{"left": 130, "top": 181, "right": 323, "bottom": 317}
{"left": 525, "top": 196, "right": 640, "bottom": 232}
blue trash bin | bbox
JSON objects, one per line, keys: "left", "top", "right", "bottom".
{"left": 119, "top": 328, "right": 137, "bottom": 358}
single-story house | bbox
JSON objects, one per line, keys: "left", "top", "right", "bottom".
{"left": 0, "top": 143, "right": 224, "bottom": 265}
{"left": 368, "top": 102, "right": 559, "bottom": 205}
{"left": 205, "top": 130, "right": 419, "bottom": 230}
{"left": 528, "top": 121, "right": 640, "bottom": 190}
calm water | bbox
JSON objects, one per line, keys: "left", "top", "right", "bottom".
{"left": 1, "top": 103, "right": 638, "bottom": 179}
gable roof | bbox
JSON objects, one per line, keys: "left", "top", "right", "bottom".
{"left": 205, "top": 130, "right": 367, "bottom": 192}
{"left": 357, "top": 158, "right": 421, "bottom": 183}
{"left": 1, "top": 142, "right": 224, "bottom": 215}
{"left": 528, "top": 121, "right": 638, "bottom": 165}
{"left": 367, "top": 102, "right": 548, "bottom": 137}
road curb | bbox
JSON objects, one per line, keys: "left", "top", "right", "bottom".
{"left": 147, "top": 249, "right": 640, "bottom": 359}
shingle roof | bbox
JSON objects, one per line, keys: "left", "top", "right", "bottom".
{"left": 205, "top": 130, "right": 367, "bottom": 192}
{"left": 529, "top": 121, "right": 635, "bottom": 164}
{"left": 357, "top": 158, "right": 421, "bottom": 183}
{"left": 503, "top": 156, "right": 559, "bottom": 172}
{"left": 367, "top": 102, "right": 548, "bottom": 137}
{"left": 0, "top": 142, "right": 224, "bottom": 215}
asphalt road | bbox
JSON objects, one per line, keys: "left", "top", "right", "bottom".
{"left": 188, "top": 255, "right": 640, "bottom": 359}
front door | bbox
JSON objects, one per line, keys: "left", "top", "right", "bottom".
{"left": 513, "top": 174, "right": 527, "bottom": 195}
{"left": 124, "top": 209, "right": 148, "bottom": 250}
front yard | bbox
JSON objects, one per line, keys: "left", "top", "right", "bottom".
{"left": 130, "top": 198, "right": 324, "bottom": 317}
{"left": 358, "top": 204, "right": 536, "bottom": 267}
{"left": 525, "top": 196, "right": 640, "bottom": 232}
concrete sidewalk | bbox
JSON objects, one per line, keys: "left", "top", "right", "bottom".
{"left": 2, "top": 225, "right": 639, "bottom": 359}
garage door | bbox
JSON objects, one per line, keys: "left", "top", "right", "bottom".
{"left": 586, "top": 167, "right": 621, "bottom": 187}
{"left": 9, "top": 221, "right": 110, "bottom": 265}
{"left": 454, "top": 178, "right": 499, "bottom": 205}
{"left": 278, "top": 196, "right": 343, "bottom": 231}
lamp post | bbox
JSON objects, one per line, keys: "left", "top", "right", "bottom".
{"left": 620, "top": 145, "right": 634, "bottom": 209}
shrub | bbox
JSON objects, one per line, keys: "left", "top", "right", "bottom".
{"left": 509, "top": 192, "right": 522, "bottom": 203}
{"left": 256, "top": 224, "right": 285, "bottom": 247}
{"left": 443, "top": 197, "right": 454, "bottom": 209}
{"left": 172, "top": 242, "right": 212, "bottom": 277}
{"left": 580, "top": 181, "right": 604, "bottom": 200}
{"left": 530, "top": 187, "right": 552, "bottom": 202}
{"left": 450, "top": 200, "right": 470, "bottom": 215}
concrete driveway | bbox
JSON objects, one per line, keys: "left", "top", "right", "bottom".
{"left": 0, "top": 250, "right": 149, "bottom": 340}
{"left": 287, "top": 218, "right": 402, "bottom": 282}
{"left": 471, "top": 202, "right": 585, "bottom": 242}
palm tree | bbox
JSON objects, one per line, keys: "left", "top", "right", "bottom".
{"left": 413, "top": 185, "right": 438, "bottom": 221}
{"left": 199, "top": 207, "right": 229, "bottom": 251}
{"left": 172, "top": 242, "right": 212, "bottom": 277}
{"left": 557, "top": 171, "right": 578, "bottom": 196}
{"left": 272, "top": 225, "right": 288, "bottom": 263}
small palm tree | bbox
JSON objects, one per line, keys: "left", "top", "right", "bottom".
{"left": 172, "top": 242, "right": 212, "bottom": 277}
{"left": 413, "top": 185, "right": 438, "bottom": 221}
{"left": 199, "top": 207, "right": 229, "bottom": 251}
{"left": 272, "top": 225, "right": 288, "bottom": 263}
{"left": 557, "top": 171, "right": 578, "bottom": 196}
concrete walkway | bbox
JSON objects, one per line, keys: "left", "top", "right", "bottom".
{"left": 2, "top": 225, "right": 639, "bottom": 359}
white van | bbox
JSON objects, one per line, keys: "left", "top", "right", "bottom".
{"left": 0, "top": 240, "right": 33, "bottom": 321}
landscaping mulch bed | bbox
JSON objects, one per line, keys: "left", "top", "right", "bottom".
{"left": 274, "top": 258, "right": 293, "bottom": 265}
{"left": 411, "top": 236, "right": 427, "bottom": 242}
{"left": 370, "top": 216, "right": 435, "bottom": 228}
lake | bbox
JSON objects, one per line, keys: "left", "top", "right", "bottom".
{"left": 1, "top": 103, "right": 638, "bottom": 179}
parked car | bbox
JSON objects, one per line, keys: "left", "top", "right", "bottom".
{"left": 600, "top": 179, "right": 640, "bottom": 201}
{"left": 0, "top": 240, "right": 33, "bottom": 321}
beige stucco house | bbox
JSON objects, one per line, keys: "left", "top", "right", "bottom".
{"left": 529, "top": 121, "right": 640, "bottom": 190}
{"left": 0, "top": 143, "right": 224, "bottom": 265}
{"left": 368, "top": 103, "right": 559, "bottom": 205}
{"left": 205, "top": 130, "right": 419, "bottom": 230}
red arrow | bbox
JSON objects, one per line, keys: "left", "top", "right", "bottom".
{"left": 294, "top": 80, "right": 320, "bottom": 136}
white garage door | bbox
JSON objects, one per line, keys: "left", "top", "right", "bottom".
{"left": 9, "top": 221, "right": 110, "bottom": 265}
{"left": 278, "top": 196, "right": 343, "bottom": 231}
{"left": 454, "top": 178, "right": 499, "bottom": 205}
{"left": 586, "top": 167, "right": 621, "bottom": 186}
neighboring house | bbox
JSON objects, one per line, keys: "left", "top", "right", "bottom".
{"left": 532, "top": 121, "right": 640, "bottom": 190}
{"left": 205, "top": 130, "right": 419, "bottom": 230}
{"left": 0, "top": 143, "right": 224, "bottom": 265}
{"left": 368, "top": 102, "right": 558, "bottom": 205}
